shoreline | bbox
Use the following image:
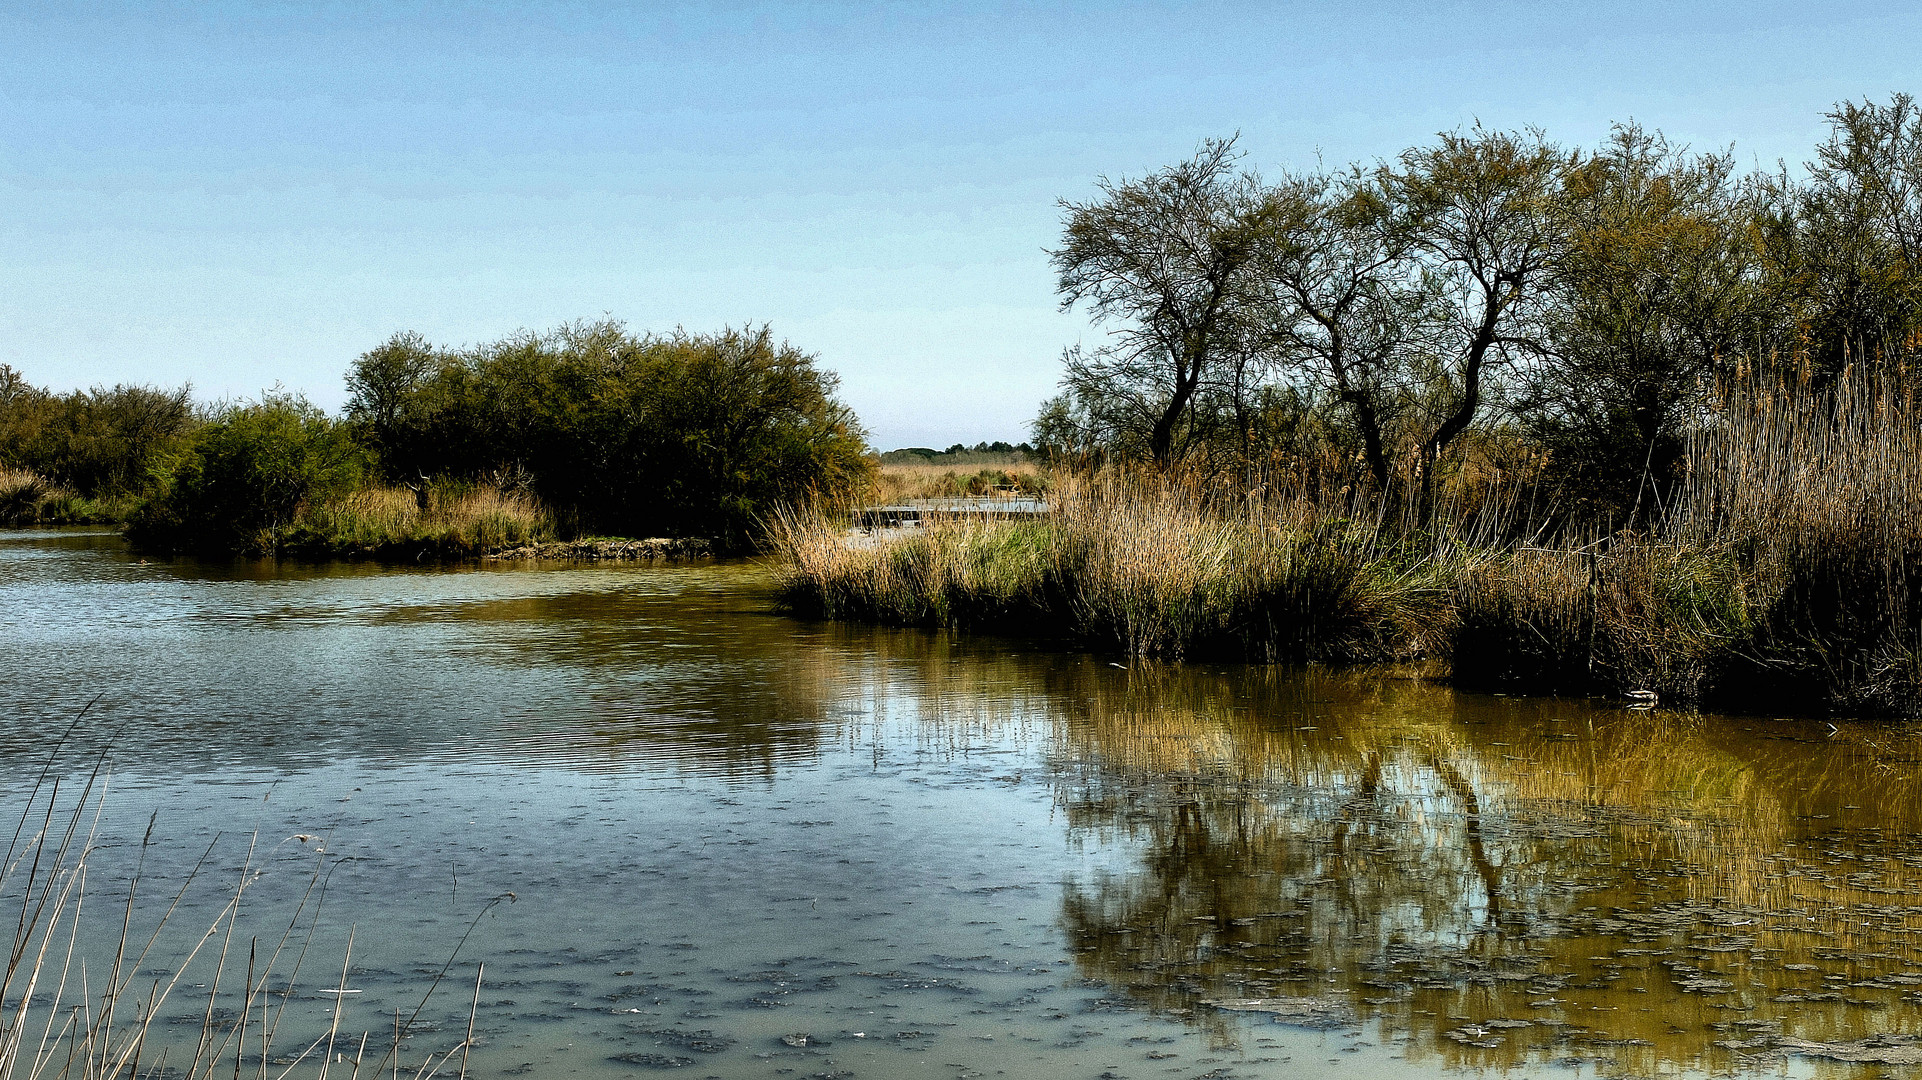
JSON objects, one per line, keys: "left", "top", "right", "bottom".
{"left": 485, "top": 537, "right": 716, "bottom": 561}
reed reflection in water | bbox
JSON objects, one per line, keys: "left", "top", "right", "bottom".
{"left": 1046, "top": 665, "right": 1922, "bottom": 1072}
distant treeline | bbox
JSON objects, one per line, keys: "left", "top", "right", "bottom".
{"left": 879, "top": 442, "right": 1035, "bottom": 465}
{"left": 1, "top": 322, "right": 872, "bottom": 555}
{"left": 1039, "top": 94, "right": 1922, "bottom": 525}
{"left": 0, "top": 369, "right": 193, "bottom": 525}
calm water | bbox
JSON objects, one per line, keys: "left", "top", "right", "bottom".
{"left": 4, "top": 528, "right": 1922, "bottom": 1078}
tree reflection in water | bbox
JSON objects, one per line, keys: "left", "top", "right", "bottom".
{"left": 1049, "top": 664, "right": 1922, "bottom": 1073}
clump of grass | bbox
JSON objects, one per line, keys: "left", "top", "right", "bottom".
{"left": 0, "top": 467, "right": 53, "bottom": 526}
{"left": 0, "top": 469, "right": 132, "bottom": 527}
{"left": 771, "top": 507, "right": 1059, "bottom": 626}
{"left": 288, "top": 481, "right": 553, "bottom": 559}
{"left": 774, "top": 470, "right": 1447, "bottom": 663}
{"left": 1449, "top": 539, "right": 1754, "bottom": 699}
{"left": 1674, "top": 368, "right": 1922, "bottom": 714}
{"left": 1052, "top": 472, "right": 1449, "bottom": 661}
{"left": 1050, "top": 471, "right": 1241, "bottom": 656}
{"left": 1446, "top": 368, "right": 1922, "bottom": 714}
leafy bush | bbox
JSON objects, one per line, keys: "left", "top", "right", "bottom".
{"left": 0, "top": 364, "right": 195, "bottom": 518}
{"left": 350, "top": 321, "right": 873, "bottom": 549}
{"left": 130, "top": 393, "right": 365, "bottom": 553}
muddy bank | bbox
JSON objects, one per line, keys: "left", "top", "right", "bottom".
{"left": 486, "top": 536, "right": 714, "bottom": 561}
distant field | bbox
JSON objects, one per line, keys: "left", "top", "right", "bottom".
{"left": 875, "top": 457, "right": 1046, "bottom": 501}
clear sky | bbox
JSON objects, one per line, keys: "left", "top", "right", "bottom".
{"left": 2, "top": 1, "right": 1919, "bottom": 450}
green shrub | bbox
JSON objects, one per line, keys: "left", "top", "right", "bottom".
{"left": 348, "top": 322, "right": 873, "bottom": 549}
{"left": 0, "top": 365, "right": 194, "bottom": 517}
{"left": 131, "top": 393, "right": 365, "bottom": 553}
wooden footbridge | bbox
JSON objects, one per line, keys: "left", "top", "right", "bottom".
{"left": 854, "top": 496, "right": 1050, "bottom": 529}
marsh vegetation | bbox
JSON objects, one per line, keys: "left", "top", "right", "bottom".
{"left": 779, "top": 94, "right": 1922, "bottom": 718}
{"left": 0, "top": 744, "right": 493, "bottom": 1080}
{"left": 781, "top": 368, "right": 1922, "bottom": 716}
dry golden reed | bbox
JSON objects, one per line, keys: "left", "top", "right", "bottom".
{"left": 293, "top": 482, "right": 552, "bottom": 558}
{"left": 774, "top": 469, "right": 1448, "bottom": 663}
{"left": 779, "top": 369, "right": 1922, "bottom": 716}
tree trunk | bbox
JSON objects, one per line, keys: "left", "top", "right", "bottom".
{"left": 1418, "top": 290, "right": 1502, "bottom": 528}
{"left": 1150, "top": 346, "right": 1204, "bottom": 466}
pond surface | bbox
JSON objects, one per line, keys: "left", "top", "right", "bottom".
{"left": 4, "top": 528, "right": 1922, "bottom": 1078}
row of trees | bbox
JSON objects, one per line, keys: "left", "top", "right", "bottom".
{"left": 1, "top": 323, "right": 871, "bottom": 551}
{"left": 1036, "top": 95, "right": 1922, "bottom": 521}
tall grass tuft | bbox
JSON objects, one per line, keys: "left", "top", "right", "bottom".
{"left": 1448, "top": 540, "right": 1752, "bottom": 700}
{"left": 1674, "top": 369, "right": 1922, "bottom": 713}
{"left": 774, "top": 470, "right": 1449, "bottom": 663}
{"left": 0, "top": 738, "right": 496, "bottom": 1079}
{"left": 0, "top": 467, "right": 53, "bottom": 526}
{"left": 0, "top": 469, "right": 131, "bottom": 528}
{"left": 289, "top": 481, "right": 553, "bottom": 559}
{"left": 1445, "top": 367, "right": 1922, "bottom": 713}
{"left": 770, "top": 507, "right": 1058, "bottom": 627}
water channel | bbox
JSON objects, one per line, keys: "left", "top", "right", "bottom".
{"left": 3, "top": 527, "right": 1922, "bottom": 1078}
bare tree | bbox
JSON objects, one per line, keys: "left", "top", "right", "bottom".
{"left": 1247, "top": 169, "right": 1424, "bottom": 490}
{"left": 1383, "top": 127, "right": 1570, "bottom": 522}
{"left": 1049, "top": 137, "right": 1268, "bottom": 466}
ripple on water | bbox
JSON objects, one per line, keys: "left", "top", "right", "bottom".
{"left": 6, "top": 531, "right": 1922, "bottom": 1077}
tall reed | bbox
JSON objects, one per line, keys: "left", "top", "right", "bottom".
{"left": 0, "top": 738, "right": 496, "bottom": 1079}
{"left": 1674, "top": 368, "right": 1922, "bottom": 712}
{"left": 774, "top": 469, "right": 1451, "bottom": 663}
{"left": 1444, "top": 367, "right": 1922, "bottom": 712}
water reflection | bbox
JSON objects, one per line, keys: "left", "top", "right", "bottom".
{"left": 2, "top": 531, "right": 855, "bottom": 776}
{"left": 9, "top": 529, "right": 1922, "bottom": 1075}
{"left": 1047, "top": 664, "right": 1922, "bottom": 1071}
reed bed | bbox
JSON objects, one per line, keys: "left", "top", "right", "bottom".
{"left": 289, "top": 482, "right": 553, "bottom": 559}
{"left": 778, "top": 370, "right": 1922, "bottom": 717}
{"left": 774, "top": 471, "right": 1450, "bottom": 663}
{"left": 1676, "top": 368, "right": 1922, "bottom": 711}
{"left": 1452, "top": 368, "right": 1922, "bottom": 713}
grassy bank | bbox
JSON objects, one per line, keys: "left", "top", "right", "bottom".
{"left": 289, "top": 481, "right": 553, "bottom": 557}
{"left": 776, "top": 373, "right": 1922, "bottom": 718}
{"left": 776, "top": 471, "right": 1450, "bottom": 664}
{"left": 131, "top": 479, "right": 554, "bottom": 559}
{"left": 0, "top": 466, "right": 137, "bottom": 526}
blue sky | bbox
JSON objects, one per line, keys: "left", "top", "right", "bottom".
{"left": 2, "top": 1, "right": 1919, "bottom": 450}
